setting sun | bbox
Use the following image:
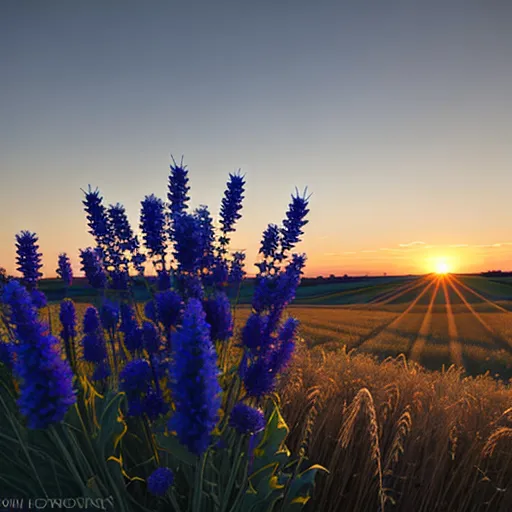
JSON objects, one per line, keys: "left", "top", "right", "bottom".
{"left": 435, "top": 261, "right": 450, "bottom": 274}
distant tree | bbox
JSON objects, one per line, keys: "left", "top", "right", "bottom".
{"left": 329, "top": 274, "right": 336, "bottom": 281}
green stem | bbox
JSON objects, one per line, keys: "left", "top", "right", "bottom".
{"left": 220, "top": 436, "right": 245, "bottom": 512}
{"left": 192, "top": 451, "right": 208, "bottom": 512}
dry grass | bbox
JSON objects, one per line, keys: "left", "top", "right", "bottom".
{"left": 277, "top": 341, "right": 512, "bottom": 512}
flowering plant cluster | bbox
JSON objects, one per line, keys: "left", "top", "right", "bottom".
{"left": 0, "top": 156, "right": 325, "bottom": 511}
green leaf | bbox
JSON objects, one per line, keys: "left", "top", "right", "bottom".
{"left": 155, "top": 431, "right": 197, "bottom": 467}
{"left": 280, "top": 464, "right": 329, "bottom": 511}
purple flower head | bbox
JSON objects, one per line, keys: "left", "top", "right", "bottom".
{"left": 109, "top": 269, "right": 129, "bottom": 291}
{"left": 82, "top": 332, "right": 107, "bottom": 363}
{"left": 143, "top": 388, "right": 169, "bottom": 421}
{"left": 173, "top": 213, "right": 204, "bottom": 273}
{"left": 108, "top": 203, "right": 138, "bottom": 253}
{"left": 82, "top": 187, "right": 110, "bottom": 247}
{"left": 100, "top": 300, "right": 120, "bottom": 331}
{"left": 119, "top": 359, "right": 152, "bottom": 395}
{"left": 229, "top": 252, "right": 246, "bottom": 284}
{"left": 259, "top": 224, "right": 280, "bottom": 261}
{"left": 83, "top": 306, "right": 101, "bottom": 334}
{"left": 280, "top": 188, "right": 310, "bottom": 254}
{"left": 268, "top": 317, "right": 299, "bottom": 374}
{"left": 2, "top": 281, "right": 76, "bottom": 429}
{"left": 147, "top": 467, "right": 174, "bottom": 497}
{"left": 124, "top": 326, "right": 143, "bottom": 354}
{"left": 179, "top": 274, "right": 205, "bottom": 301}
{"left": 202, "top": 292, "right": 233, "bottom": 342}
{"left": 120, "top": 303, "right": 137, "bottom": 334}
{"left": 219, "top": 171, "right": 245, "bottom": 239}
{"left": 209, "top": 257, "right": 229, "bottom": 289}
{"left": 229, "top": 402, "right": 266, "bottom": 435}
{"left": 154, "top": 290, "right": 184, "bottom": 331}
{"left": 56, "top": 253, "right": 73, "bottom": 287}
{"left": 140, "top": 194, "right": 167, "bottom": 260}
{"left": 167, "top": 156, "right": 190, "bottom": 222}
{"left": 127, "top": 395, "right": 144, "bottom": 417}
{"left": 242, "top": 357, "right": 275, "bottom": 399}
{"left": 195, "top": 205, "right": 215, "bottom": 269}
{"left": 31, "top": 289, "right": 47, "bottom": 309}
{"left": 242, "top": 313, "right": 268, "bottom": 351}
{"left": 79, "top": 248, "right": 107, "bottom": 289}
{"left": 92, "top": 360, "right": 111, "bottom": 381}
{"left": 59, "top": 299, "right": 77, "bottom": 343}
{"left": 168, "top": 299, "right": 221, "bottom": 455}
{"left": 15, "top": 231, "right": 43, "bottom": 291}
{"left": 142, "top": 321, "right": 161, "bottom": 355}
{"left": 108, "top": 203, "right": 146, "bottom": 273}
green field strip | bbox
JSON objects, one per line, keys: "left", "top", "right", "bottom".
{"left": 448, "top": 278, "right": 512, "bottom": 355}
{"left": 457, "top": 276, "right": 512, "bottom": 300}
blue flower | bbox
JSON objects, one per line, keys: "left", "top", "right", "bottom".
{"left": 268, "top": 317, "right": 299, "bottom": 374}
{"left": 56, "top": 253, "right": 73, "bottom": 287}
{"left": 92, "top": 360, "right": 111, "bottom": 381}
{"left": 173, "top": 213, "right": 204, "bottom": 273}
{"left": 229, "top": 402, "right": 266, "bottom": 435}
{"left": 100, "top": 300, "right": 120, "bottom": 331}
{"left": 195, "top": 205, "right": 215, "bottom": 269}
{"left": 154, "top": 290, "right": 184, "bottom": 331}
{"left": 202, "top": 292, "right": 233, "bottom": 341}
{"left": 79, "top": 248, "right": 107, "bottom": 289}
{"left": 31, "top": 289, "right": 47, "bottom": 309}
{"left": 108, "top": 203, "right": 146, "bottom": 274}
{"left": 120, "top": 303, "right": 137, "bottom": 334}
{"left": 280, "top": 188, "right": 310, "bottom": 254}
{"left": 83, "top": 306, "right": 101, "bottom": 334}
{"left": 259, "top": 223, "right": 280, "bottom": 261}
{"left": 119, "top": 359, "right": 152, "bottom": 395}
{"left": 143, "top": 388, "right": 169, "bottom": 421}
{"left": 2, "top": 281, "right": 76, "bottom": 429}
{"left": 167, "top": 156, "right": 190, "bottom": 223}
{"left": 220, "top": 172, "right": 245, "bottom": 233}
{"left": 15, "top": 231, "right": 43, "bottom": 291}
{"left": 242, "top": 313, "right": 268, "bottom": 351}
{"left": 242, "top": 357, "right": 275, "bottom": 399}
{"left": 124, "top": 326, "right": 143, "bottom": 354}
{"left": 178, "top": 274, "right": 205, "bottom": 301}
{"left": 229, "top": 251, "right": 246, "bottom": 285}
{"left": 59, "top": 299, "right": 76, "bottom": 362}
{"left": 82, "top": 187, "right": 111, "bottom": 248}
{"left": 109, "top": 269, "right": 129, "bottom": 291}
{"left": 142, "top": 321, "right": 161, "bottom": 354}
{"left": 147, "top": 467, "right": 174, "bottom": 497}
{"left": 168, "top": 299, "right": 221, "bottom": 455}
{"left": 82, "top": 332, "right": 107, "bottom": 363}
{"left": 140, "top": 194, "right": 167, "bottom": 261}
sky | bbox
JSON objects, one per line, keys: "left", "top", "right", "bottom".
{"left": 1, "top": 0, "right": 511, "bottom": 278}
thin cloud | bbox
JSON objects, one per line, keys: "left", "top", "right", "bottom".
{"left": 398, "top": 241, "right": 426, "bottom": 247}
{"left": 449, "top": 244, "right": 469, "bottom": 248}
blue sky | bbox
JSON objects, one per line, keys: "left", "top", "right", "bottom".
{"left": 1, "top": 1, "right": 511, "bottom": 276}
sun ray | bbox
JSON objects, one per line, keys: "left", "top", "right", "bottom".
{"left": 408, "top": 277, "right": 440, "bottom": 362}
{"left": 441, "top": 277, "right": 463, "bottom": 367}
